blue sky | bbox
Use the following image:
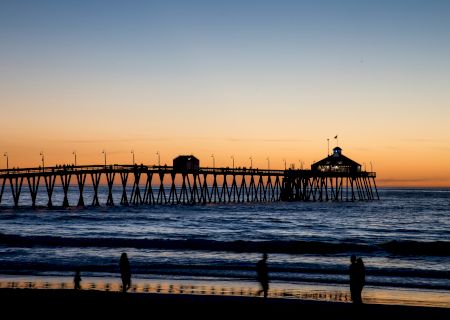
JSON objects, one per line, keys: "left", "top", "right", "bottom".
{"left": 1, "top": 0, "right": 450, "bottom": 185}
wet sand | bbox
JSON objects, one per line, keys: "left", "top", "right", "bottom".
{"left": 1, "top": 288, "right": 449, "bottom": 319}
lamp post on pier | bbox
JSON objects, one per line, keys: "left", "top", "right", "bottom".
{"left": 3, "top": 152, "right": 8, "bottom": 171}
{"left": 211, "top": 154, "right": 215, "bottom": 168}
{"left": 156, "top": 151, "right": 160, "bottom": 166}
{"left": 231, "top": 155, "right": 235, "bottom": 169}
{"left": 72, "top": 151, "right": 77, "bottom": 166}
{"left": 102, "top": 150, "right": 107, "bottom": 167}
{"left": 40, "top": 152, "right": 45, "bottom": 170}
{"left": 249, "top": 156, "right": 253, "bottom": 169}
{"left": 266, "top": 157, "right": 270, "bottom": 170}
{"left": 131, "top": 150, "right": 135, "bottom": 165}
{"left": 283, "top": 159, "right": 286, "bottom": 170}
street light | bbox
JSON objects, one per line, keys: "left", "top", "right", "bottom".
{"left": 102, "top": 150, "right": 107, "bottom": 167}
{"left": 156, "top": 151, "right": 160, "bottom": 166}
{"left": 211, "top": 154, "right": 215, "bottom": 168}
{"left": 72, "top": 151, "right": 77, "bottom": 166}
{"left": 3, "top": 152, "right": 8, "bottom": 170}
{"left": 266, "top": 157, "right": 270, "bottom": 170}
{"left": 283, "top": 158, "right": 286, "bottom": 170}
{"left": 40, "top": 151, "right": 45, "bottom": 169}
{"left": 249, "top": 156, "right": 253, "bottom": 168}
{"left": 131, "top": 150, "right": 135, "bottom": 165}
{"left": 231, "top": 155, "right": 235, "bottom": 169}
{"left": 370, "top": 162, "right": 373, "bottom": 172}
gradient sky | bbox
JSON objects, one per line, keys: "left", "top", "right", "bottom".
{"left": 1, "top": 0, "right": 450, "bottom": 186}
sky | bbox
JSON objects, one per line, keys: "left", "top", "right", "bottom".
{"left": 1, "top": 0, "right": 450, "bottom": 186}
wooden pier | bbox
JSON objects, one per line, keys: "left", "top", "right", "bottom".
{"left": 0, "top": 164, "right": 378, "bottom": 208}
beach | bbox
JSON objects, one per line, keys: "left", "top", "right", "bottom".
{"left": 2, "top": 288, "right": 449, "bottom": 319}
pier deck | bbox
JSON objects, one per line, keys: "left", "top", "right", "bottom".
{"left": 0, "top": 165, "right": 378, "bottom": 208}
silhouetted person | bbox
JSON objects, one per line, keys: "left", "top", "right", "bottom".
{"left": 119, "top": 252, "right": 131, "bottom": 293}
{"left": 74, "top": 269, "right": 81, "bottom": 290}
{"left": 256, "top": 253, "right": 269, "bottom": 298}
{"left": 349, "top": 254, "right": 359, "bottom": 303}
{"left": 350, "top": 255, "right": 366, "bottom": 304}
{"left": 356, "top": 257, "right": 366, "bottom": 303}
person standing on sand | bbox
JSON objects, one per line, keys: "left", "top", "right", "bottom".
{"left": 349, "top": 255, "right": 359, "bottom": 303}
{"left": 73, "top": 269, "right": 81, "bottom": 290}
{"left": 356, "top": 257, "right": 366, "bottom": 303}
{"left": 119, "top": 252, "right": 131, "bottom": 293}
{"left": 256, "top": 252, "right": 269, "bottom": 298}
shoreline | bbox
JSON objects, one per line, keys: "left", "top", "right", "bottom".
{"left": 1, "top": 274, "right": 449, "bottom": 308}
{"left": 1, "top": 288, "right": 449, "bottom": 319}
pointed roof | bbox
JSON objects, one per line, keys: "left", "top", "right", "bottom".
{"left": 311, "top": 148, "right": 361, "bottom": 171}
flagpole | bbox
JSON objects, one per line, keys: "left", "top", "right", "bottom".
{"left": 327, "top": 138, "right": 330, "bottom": 156}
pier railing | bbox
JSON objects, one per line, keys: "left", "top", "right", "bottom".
{"left": 0, "top": 164, "right": 378, "bottom": 208}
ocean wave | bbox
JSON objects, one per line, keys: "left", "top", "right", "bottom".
{"left": 1, "top": 233, "right": 449, "bottom": 257}
{"left": 379, "top": 240, "right": 450, "bottom": 256}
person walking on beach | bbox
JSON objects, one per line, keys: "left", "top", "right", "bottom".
{"left": 256, "top": 252, "right": 269, "bottom": 298}
{"left": 73, "top": 269, "right": 81, "bottom": 290}
{"left": 119, "top": 252, "right": 131, "bottom": 293}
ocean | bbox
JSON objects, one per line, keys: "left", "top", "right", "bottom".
{"left": 0, "top": 187, "right": 449, "bottom": 306}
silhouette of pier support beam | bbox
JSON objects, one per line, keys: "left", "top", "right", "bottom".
{"left": 354, "top": 177, "right": 363, "bottom": 200}
{"left": 367, "top": 177, "right": 375, "bottom": 200}
{"left": 179, "top": 173, "right": 190, "bottom": 204}
{"left": 120, "top": 172, "right": 129, "bottom": 205}
{"left": 280, "top": 173, "right": 379, "bottom": 202}
{"left": 105, "top": 171, "right": 115, "bottom": 206}
{"left": 143, "top": 172, "right": 154, "bottom": 205}
{"left": 201, "top": 173, "right": 209, "bottom": 204}
{"left": 210, "top": 174, "right": 219, "bottom": 203}
{"left": 131, "top": 170, "right": 142, "bottom": 205}
{"left": 9, "top": 176, "right": 24, "bottom": 208}
{"left": 0, "top": 177, "right": 6, "bottom": 205}
{"left": 266, "top": 175, "right": 273, "bottom": 201}
{"left": 230, "top": 175, "right": 238, "bottom": 202}
{"left": 248, "top": 175, "right": 257, "bottom": 202}
{"left": 90, "top": 172, "right": 101, "bottom": 206}
{"left": 27, "top": 175, "right": 40, "bottom": 208}
{"left": 239, "top": 175, "right": 247, "bottom": 203}
{"left": 75, "top": 173, "right": 86, "bottom": 207}
{"left": 191, "top": 173, "right": 200, "bottom": 204}
{"left": 43, "top": 175, "right": 56, "bottom": 208}
{"left": 60, "top": 173, "right": 72, "bottom": 208}
{"left": 372, "top": 177, "right": 379, "bottom": 200}
{"left": 168, "top": 172, "right": 178, "bottom": 204}
{"left": 220, "top": 174, "right": 229, "bottom": 203}
{"left": 156, "top": 172, "right": 166, "bottom": 204}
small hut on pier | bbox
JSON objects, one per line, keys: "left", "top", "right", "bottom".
{"left": 173, "top": 155, "right": 200, "bottom": 171}
{"left": 311, "top": 147, "right": 362, "bottom": 173}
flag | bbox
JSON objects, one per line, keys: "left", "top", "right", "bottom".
{"left": 334, "top": 135, "right": 338, "bottom": 139}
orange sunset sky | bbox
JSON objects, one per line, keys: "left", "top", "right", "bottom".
{"left": 1, "top": 1, "right": 450, "bottom": 187}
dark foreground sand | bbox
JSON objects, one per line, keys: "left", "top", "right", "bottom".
{"left": 1, "top": 289, "right": 449, "bottom": 319}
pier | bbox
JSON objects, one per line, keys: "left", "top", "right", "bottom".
{"left": 0, "top": 159, "right": 378, "bottom": 209}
